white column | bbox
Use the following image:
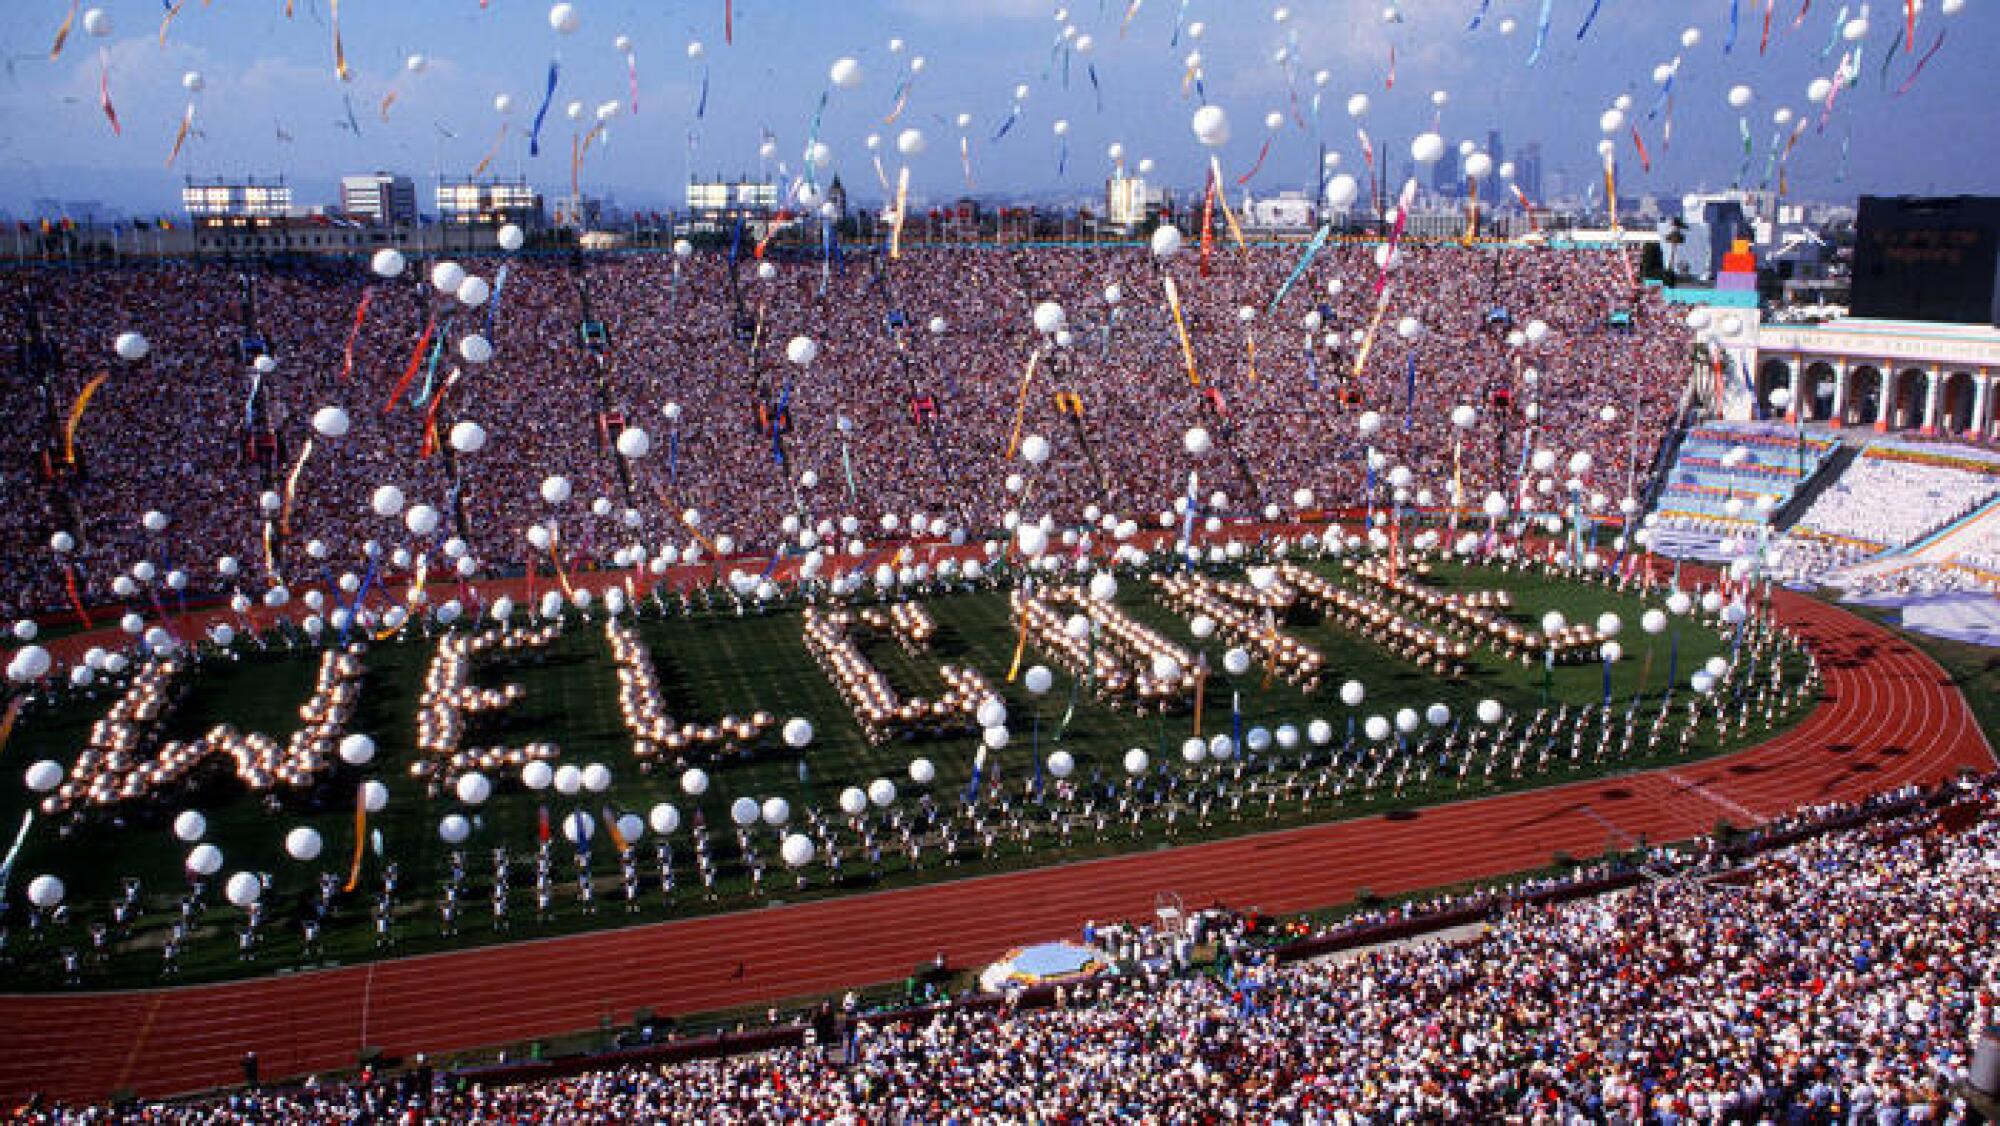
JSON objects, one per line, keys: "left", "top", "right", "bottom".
{"left": 1787, "top": 353, "right": 1803, "bottom": 422}
{"left": 1874, "top": 367, "right": 1894, "bottom": 433}
{"left": 1971, "top": 372, "right": 1993, "bottom": 441}
{"left": 1828, "top": 361, "right": 1849, "bottom": 429}
{"left": 1920, "top": 367, "right": 1944, "bottom": 437}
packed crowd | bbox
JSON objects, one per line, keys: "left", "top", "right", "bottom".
{"left": 1792, "top": 451, "right": 2000, "bottom": 551}
{"left": 23, "top": 775, "right": 1990, "bottom": 1123}
{"left": 0, "top": 242, "right": 1685, "bottom": 619}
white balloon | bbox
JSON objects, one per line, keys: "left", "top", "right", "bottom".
{"left": 338, "top": 733, "right": 376, "bottom": 765}
{"left": 27, "top": 875, "right": 65, "bottom": 908}
{"left": 548, "top": 2, "right": 581, "bottom": 34}
{"left": 114, "top": 332, "right": 150, "bottom": 361}
{"left": 285, "top": 826, "right": 323, "bottom": 862}
{"left": 449, "top": 421, "right": 488, "bottom": 454}
{"left": 1191, "top": 105, "right": 1231, "bottom": 147}
{"left": 312, "top": 407, "right": 352, "bottom": 439}
{"left": 497, "top": 224, "right": 526, "bottom": 251}
{"left": 438, "top": 814, "right": 471, "bottom": 844}
{"left": 225, "top": 871, "right": 263, "bottom": 907}
{"left": 1150, "top": 224, "right": 1185, "bottom": 258}
{"left": 909, "top": 757, "right": 937, "bottom": 784}
{"left": 185, "top": 843, "right": 223, "bottom": 876}
{"left": 173, "top": 810, "right": 208, "bottom": 842}
{"left": 780, "top": 833, "right": 815, "bottom": 867}
{"left": 829, "top": 57, "right": 864, "bottom": 89}
{"left": 371, "top": 485, "right": 406, "bottom": 518}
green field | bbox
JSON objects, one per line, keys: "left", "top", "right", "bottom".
{"left": 0, "top": 556, "right": 1800, "bottom": 989}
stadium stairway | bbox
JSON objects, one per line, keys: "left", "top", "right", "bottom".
{"left": 1770, "top": 444, "right": 1860, "bottom": 534}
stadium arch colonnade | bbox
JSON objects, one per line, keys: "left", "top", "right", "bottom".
{"left": 1755, "top": 319, "right": 2000, "bottom": 439}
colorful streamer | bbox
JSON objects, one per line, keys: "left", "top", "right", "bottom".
{"left": 280, "top": 437, "right": 314, "bottom": 537}
{"left": 158, "top": 1, "right": 187, "bottom": 48}
{"left": 341, "top": 783, "right": 368, "bottom": 893}
{"left": 1468, "top": 0, "right": 1495, "bottom": 30}
{"left": 1164, "top": 277, "right": 1202, "bottom": 387}
{"left": 64, "top": 371, "right": 108, "bottom": 465}
{"left": 340, "top": 291, "right": 373, "bottom": 381}
{"left": 961, "top": 134, "right": 975, "bottom": 189}
{"left": 1235, "top": 138, "right": 1273, "bottom": 184}
{"left": 1266, "top": 223, "right": 1331, "bottom": 317}
{"left": 1003, "top": 347, "right": 1046, "bottom": 460}
{"left": 330, "top": 0, "right": 351, "bottom": 82}
{"left": 1761, "top": 0, "right": 1776, "bottom": 53}
{"left": 97, "top": 48, "right": 120, "bottom": 136}
{"left": 1727, "top": 0, "right": 1741, "bottom": 52}
{"left": 528, "top": 60, "right": 560, "bottom": 157}
{"left": 626, "top": 48, "right": 641, "bottom": 115}
{"left": 1576, "top": 0, "right": 1606, "bottom": 40}
{"left": 382, "top": 311, "right": 439, "bottom": 412}
{"left": 1629, "top": 122, "right": 1652, "bottom": 172}
{"left": 473, "top": 123, "right": 509, "bottom": 177}
{"left": 49, "top": 0, "right": 79, "bottom": 59}
{"left": 165, "top": 103, "right": 195, "bottom": 168}
{"left": 1894, "top": 31, "right": 1946, "bottom": 95}
{"left": 1528, "top": 0, "right": 1554, "bottom": 64}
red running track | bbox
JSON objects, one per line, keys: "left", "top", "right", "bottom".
{"left": 0, "top": 588, "right": 1990, "bottom": 1105}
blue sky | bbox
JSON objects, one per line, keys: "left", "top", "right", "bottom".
{"left": 1, "top": 0, "right": 1994, "bottom": 216}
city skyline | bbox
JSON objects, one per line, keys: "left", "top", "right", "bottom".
{"left": 0, "top": 1, "right": 1994, "bottom": 218}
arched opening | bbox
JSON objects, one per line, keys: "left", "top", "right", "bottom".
{"left": 1940, "top": 371, "right": 1976, "bottom": 435}
{"left": 1847, "top": 366, "right": 1883, "bottom": 427}
{"left": 1756, "top": 359, "right": 1794, "bottom": 417}
{"left": 1803, "top": 361, "right": 1839, "bottom": 424}
{"left": 1891, "top": 368, "right": 1928, "bottom": 431}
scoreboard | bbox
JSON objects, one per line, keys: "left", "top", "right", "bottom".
{"left": 1850, "top": 196, "right": 2000, "bottom": 327}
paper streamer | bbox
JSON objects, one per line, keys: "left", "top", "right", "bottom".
{"left": 1164, "top": 276, "right": 1202, "bottom": 387}
{"left": 165, "top": 103, "right": 195, "bottom": 168}
{"left": 1004, "top": 347, "right": 1045, "bottom": 460}
{"left": 1236, "top": 138, "right": 1273, "bottom": 184}
{"left": 382, "top": 311, "right": 438, "bottom": 412}
{"left": 528, "top": 60, "right": 560, "bottom": 157}
{"left": 63, "top": 565, "right": 92, "bottom": 629}
{"left": 1468, "top": 0, "right": 1495, "bottom": 30}
{"left": 961, "top": 134, "right": 974, "bottom": 189}
{"left": 1727, "top": 0, "right": 1741, "bottom": 52}
{"left": 280, "top": 437, "right": 314, "bottom": 537}
{"left": 1266, "top": 223, "right": 1331, "bottom": 316}
{"left": 64, "top": 371, "right": 108, "bottom": 465}
{"left": 473, "top": 123, "right": 509, "bottom": 177}
{"left": 1576, "top": 0, "right": 1606, "bottom": 40}
{"left": 627, "top": 49, "right": 641, "bottom": 115}
{"left": 725, "top": 0, "right": 734, "bottom": 44}
{"left": 1120, "top": 0, "right": 1145, "bottom": 36}
{"left": 1761, "top": 0, "right": 1776, "bottom": 53}
{"left": 330, "top": 0, "right": 350, "bottom": 81}
{"left": 49, "top": 0, "right": 79, "bottom": 59}
{"left": 1528, "top": 0, "right": 1554, "bottom": 64}
{"left": 158, "top": 1, "right": 187, "bottom": 48}
{"left": 884, "top": 72, "right": 915, "bottom": 124}
{"left": 0, "top": 808, "right": 35, "bottom": 905}
{"left": 1895, "top": 31, "right": 1946, "bottom": 95}
{"left": 341, "top": 783, "right": 368, "bottom": 893}
{"left": 340, "top": 291, "right": 372, "bottom": 381}
{"left": 1088, "top": 64, "right": 1102, "bottom": 112}
{"left": 890, "top": 166, "right": 911, "bottom": 259}
{"left": 1630, "top": 122, "right": 1652, "bottom": 172}
{"left": 97, "top": 48, "right": 120, "bottom": 136}
{"left": 696, "top": 66, "right": 709, "bottom": 118}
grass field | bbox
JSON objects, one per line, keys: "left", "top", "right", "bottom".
{"left": 0, "top": 556, "right": 1798, "bottom": 990}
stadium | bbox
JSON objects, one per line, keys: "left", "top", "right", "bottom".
{"left": 1, "top": 1, "right": 1997, "bottom": 1121}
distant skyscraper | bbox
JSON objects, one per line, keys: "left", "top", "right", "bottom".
{"left": 1484, "top": 130, "right": 1506, "bottom": 200}
{"left": 1430, "top": 146, "right": 1462, "bottom": 199}
{"left": 1519, "top": 143, "right": 1545, "bottom": 203}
